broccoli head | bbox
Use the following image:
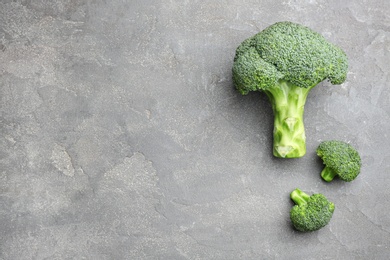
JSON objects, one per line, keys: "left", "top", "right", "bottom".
{"left": 317, "top": 140, "right": 361, "bottom": 182}
{"left": 233, "top": 21, "right": 348, "bottom": 158}
{"left": 290, "top": 188, "right": 335, "bottom": 232}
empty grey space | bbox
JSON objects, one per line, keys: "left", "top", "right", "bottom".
{"left": 1, "top": 0, "right": 389, "bottom": 259}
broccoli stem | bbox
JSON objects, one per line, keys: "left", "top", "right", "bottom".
{"left": 321, "top": 166, "right": 338, "bottom": 182}
{"left": 290, "top": 188, "right": 310, "bottom": 206}
{"left": 264, "top": 81, "right": 313, "bottom": 158}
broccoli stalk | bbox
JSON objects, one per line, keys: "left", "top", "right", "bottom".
{"left": 265, "top": 81, "right": 315, "bottom": 157}
{"left": 290, "top": 188, "right": 311, "bottom": 206}
{"left": 232, "top": 21, "right": 348, "bottom": 158}
{"left": 320, "top": 166, "right": 338, "bottom": 182}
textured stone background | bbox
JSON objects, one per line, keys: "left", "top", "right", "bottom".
{"left": 1, "top": 0, "right": 389, "bottom": 259}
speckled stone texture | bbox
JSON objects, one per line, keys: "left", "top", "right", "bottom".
{"left": 1, "top": 0, "right": 389, "bottom": 259}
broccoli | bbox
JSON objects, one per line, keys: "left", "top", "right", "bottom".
{"left": 316, "top": 140, "right": 361, "bottom": 182}
{"left": 290, "top": 188, "right": 335, "bottom": 232}
{"left": 233, "top": 21, "right": 348, "bottom": 158}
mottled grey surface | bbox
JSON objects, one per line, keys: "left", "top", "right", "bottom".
{"left": 1, "top": 0, "right": 389, "bottom": 259}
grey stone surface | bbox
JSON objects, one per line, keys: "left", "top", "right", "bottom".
{"left": 1, "top": 0, "right": 389, "bottom": 259}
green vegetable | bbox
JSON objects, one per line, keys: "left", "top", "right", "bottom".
{"left": 232, "top": 21, "right": 348, "bottom": 158}
{"left": 317, "top": 140, "right": 361, "bottom": 182}
{"left": 290, "top": 188, "right": 335, "bottom": 232}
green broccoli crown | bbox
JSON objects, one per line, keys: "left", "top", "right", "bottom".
{"left": 290, "top": 189, "right": 335, "bottom": 232}
{"left": 233, "top": 21, "right": 348, "bottom": 95}
{"left": 317, "top": 140, "right": 361, "bottom": 182}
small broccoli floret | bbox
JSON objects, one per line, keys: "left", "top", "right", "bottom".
{"left": 316, "top": 140, "right": 361, "bottom": 182}
{"left": 233, "top": 21, "right": 348, "bottom": 158}
{"left": 290, "top": 188, "right": 335, "bottom": 232}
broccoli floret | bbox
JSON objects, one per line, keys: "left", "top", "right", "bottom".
{"left": 317, "top": 140, "right": 361, "bottom": 182}
{"left": 233, "top": 21, "right": 348, "bottom": 158}
{"left": 290, "top": 188, "right": 335, "bottom": 232}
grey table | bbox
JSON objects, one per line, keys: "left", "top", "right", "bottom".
{"left": 1, "top": 1, "right": 389, "bottom": 259}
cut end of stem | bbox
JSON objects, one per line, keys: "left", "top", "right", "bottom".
{"left": 290, "top": 188, "right": 310, "bottom": 206}
{"left": 274, "top": 145, "right": 306, "bottom": 158}
{"left": 329, "top": 202, "right": 335, "bottom": 213}
{"left": 321, "top": 166, "right": 338, "bottom": 182}
{"left": 275, "top": 145, "right": 293, "bottom": 158}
